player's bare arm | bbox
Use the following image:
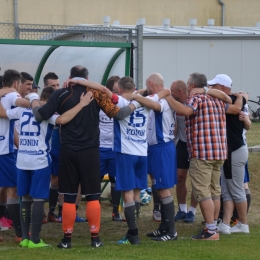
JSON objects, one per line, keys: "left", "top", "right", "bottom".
{"left": 165, "top": 95, "right": 193, "bottom": 116}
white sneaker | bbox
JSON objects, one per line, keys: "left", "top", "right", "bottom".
{"left": 153, "top": 211, "right": 161, "bottom": 222}
{"left": 217, "top": 221, "right": 231, "bottom": 234}
{"left": 230, "top": 222, "right": 249, "bottom": 233}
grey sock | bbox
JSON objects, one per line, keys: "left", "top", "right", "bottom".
{"left": 20, "top": 200, "right": 32, "bottom": 240}
{"left": 6, "top": 198, "right": 22, "bottom": 237}
{"left": 31, "top": 199, "right": 45, "bottom": 244}
{"left": 124, "top": 201, "right": 137, "bottom": 230}
{"left": 162, "top": 196, "right": 176, "bottom": 235}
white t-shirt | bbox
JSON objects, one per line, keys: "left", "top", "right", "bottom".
{"left": 147, "top": 98, "right": 176, "bottom": 146}
{"left": 0, "top": 92, "right": 21, "bottom": 155}
{"left": 114, "top": 95, "right": 158, "bottom": 156}
{"left": 99, "top": 110, "right": 114, "bottom": 148}
{"left": 242, "top": 103, "right": 249, "bottom": 146}
{"left": 6, "top": 107, "right": 58, "bottom": 170}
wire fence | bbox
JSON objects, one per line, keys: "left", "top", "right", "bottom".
{"left": 0, "top": 22, "right": 143, "bottom": 88}
{"left": 0, "top": 22, "right": 135, "bottom": 43}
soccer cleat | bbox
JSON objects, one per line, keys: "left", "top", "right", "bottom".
{"left": 28, "top": 239, "right": 50, "bottom": 248}
{"left": 75, "top": 215, "right": 86, "bottom": 222}
{"left": 191, "top": 228, "right": 219, "bottom": 240}
{"left": 42, "top": 214, "right": 48, "bottom": 224}
{"left": 47, "top": 213, "right": 59, "bottom": 223}
{"left": 91, "top": 236, "right": 103, "bottom": 247}
{"left": 217, "top": 221, "right": 231, "bottom": 234}
{"left": 0, "top": 225, "right": 9, "bottom": 231}
{"left": 151, "top": 232, "right": 177, "bottom": 242}
{"left": 14, "top": 236, "right": 22, "bottom": 243}
{"left": 146, "top": 229, "right": 165, "bottom": 237}
{"left": 112, "top": 212, "right": 123, "bottom": 222}
{"left": 57, "top": 240, "right": 72, "bottom": 249}
{"left": 184, "top": 211, "right": 195, "bottom": 223}
{"left": 230, "top": 222, "right": 249, "bottom": 233}
{"left": 0, "top": 217, "right": 12, "bottom": 228}
{"left": 91, "top": 241, "right": 104, "bottom": 247}
{"left": 175, "top": 210, "right": 186, "bottom": 221}
{"left": 19, "top": 239, "right": 29, "bottom": 247}
{"left": 152, "top": 211, "right": 161, "bottom": 222}
{"left": 117, "top": 234, "right": 140, "bottom": 245}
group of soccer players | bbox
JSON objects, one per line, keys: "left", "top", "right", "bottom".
{"left": 0, "top": 66, "right": 251, "bottom": 248}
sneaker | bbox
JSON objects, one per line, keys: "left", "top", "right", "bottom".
{"left": 57, "top": 216, "right": 62, "bottom": 223}
{"left": 146, "top": 229, "right": 165, "bottom": 237}
{"left": 175, "top": 210, "right": 186, "bottom": 221}
{"left": 184, "top": 211, "right": 195, "bottom": 223}
{"left": 42, "top": 214, "right": 48, "bottom": 224}
{"left": 152, "top": 211, "right": 161, "bottom": 222}
{"left": 0, "top": 217, "right": 12, "bottom": 228}
{"left": 57, "top": 240, "right": 72, "bottom": 249}
{"left": 217, "top": 221, "right": 231, "bottom": 234}
{"left": 19, "top": 239, "right": 29, "bottom": 247}
{"left": 28, "top": 239, "right": 50, "bottom": 248}
{"left": 91, "top": 236, "right": 103, "bottom": 247}
{"left": 91, "top": 240, "right": 104, "bottom": 248}
{"left": 14, "top": 236, "right": 22, "bottom": 243}
{"left": 117, "top": 233, "right": 140, "bottom": 245}
{"left": 151, "top": 232, "right": 177, "bottom": 242}
{"left": 112, "top": 212, "right": 123, "bottom": 222}
{"left": 230, "top": 222, "right": 249, "bottom": 233}
{"left": 0, "top": 225, "right": 9, "bottom": 231}
{"left": 48, "top": 213, "right": 59, "bottom": 223}
{"left": 192, "top": 228, "right": 219, "bottom": 240}
{"left": 75, "top": 215, "right": 86, "bottom": 222}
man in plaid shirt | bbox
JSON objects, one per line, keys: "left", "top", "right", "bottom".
{"left": 165, "top": 72, "right": 242, "bottom": 240}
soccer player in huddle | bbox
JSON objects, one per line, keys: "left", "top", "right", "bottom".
{"left": 71, "top": 75, "right": 171, "bottom": 244}
{"left": 99, "top": 76, "right": 124, "bottom": 221}
{"left": 0, "top": 70, "right": 31, "bottom": 243}
{"left": 0, "top": 85, "right": 94, "bottom": 248}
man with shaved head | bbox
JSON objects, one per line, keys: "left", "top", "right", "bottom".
{"left": 170, "top": 81, "right": 198, "bottom": 223}
{"left": 145, "top": 73, "right": 178, "bottom": 242}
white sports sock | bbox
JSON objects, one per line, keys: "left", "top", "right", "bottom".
{"left": 188, "top": 206, "right": 196, "bottom": 214}
{"left": 206, "top": 222, "right": 216, "bottom": 232}
{"left": 179, "top": 204, "right": 187, "bottom": 213}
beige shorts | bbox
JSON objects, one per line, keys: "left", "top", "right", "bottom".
{"left": 189, "top": 158, "right": 224, "bottom": 202}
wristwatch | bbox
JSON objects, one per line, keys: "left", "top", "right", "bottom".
{"left": 203, "top": 86, "right": 209, "bottom": 94}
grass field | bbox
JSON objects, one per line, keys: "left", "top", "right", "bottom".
{"left": 1, "top": 123, "right": 260, "bottom": 260}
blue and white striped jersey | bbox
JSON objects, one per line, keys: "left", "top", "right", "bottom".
{"left": 0, "top": 92, "right": 21, "bottom": 155}
{"left": 114, "top": 95, "right": 159, "bottom": 156}
{"left": 147, "top": 98, "right": 176, "bottom": 146}
{"left": 6, "top": 107, "right": 58, "bottom": 170}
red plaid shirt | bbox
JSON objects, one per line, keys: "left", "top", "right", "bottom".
{"left": 186, "top": 94, "right": 227, "bottom": 160}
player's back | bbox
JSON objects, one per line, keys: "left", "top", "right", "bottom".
{"left": 7, "top": 106, "right": 58, "bottom": 170}
{"left": 114, "top": 96, "right": 150, "bottom": 156}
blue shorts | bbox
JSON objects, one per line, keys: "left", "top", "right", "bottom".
{"left": 115, "top": 153, "right": 147, "bottom": 191}
{"left": 0, "top": 153, "right": 17, "bottom": 187}
{"left": 100, "top": 147, "right": 116, "bottom": 178}
{"left": 50, "top": 147, "right": 60, "bottom": 176}
{"left": 148, "top": 141, "right": 177, "bottom": 189}
{"left": 244, "top": 161, "right": 250, "bottom": 183}
{"left": 17, "top": 165, "right": 51, "bottom": 199}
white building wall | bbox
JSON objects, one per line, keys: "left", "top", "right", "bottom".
{"left": 143, "top": 38, "right": 260, "bottom": 98}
